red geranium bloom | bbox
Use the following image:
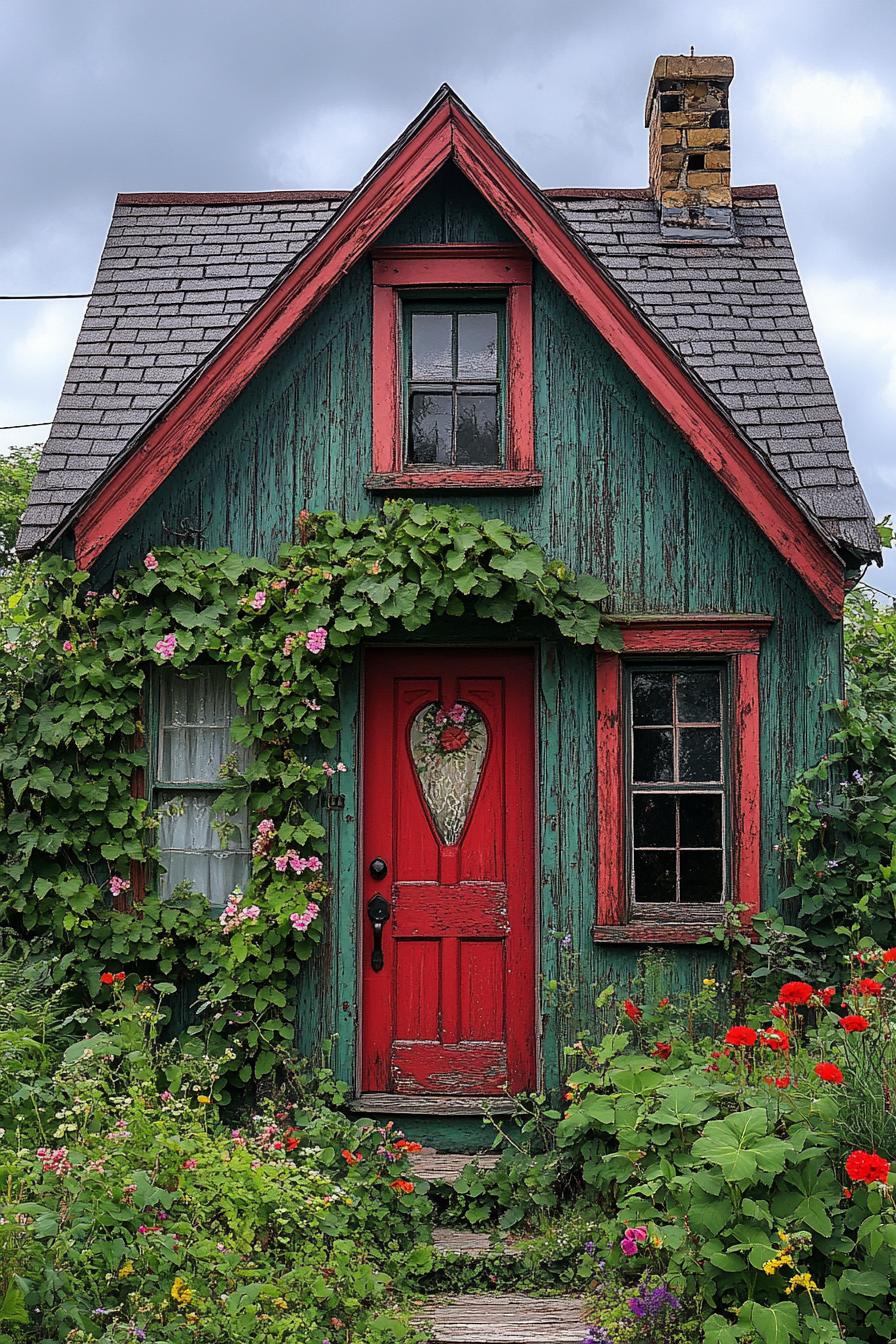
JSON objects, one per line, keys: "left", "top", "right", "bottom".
{"left": 390, "top": 1178, "right": 415, "bottom": 1194}
{"left": 770, "top": 1002, "right": 787, "bottom": 1019}
{"left": 814, "top": 1062, "right": 844, "bottom": 1084}
{"left": 844, "top": 1150, "right": 890, "bottom": 1185}
{"left": 853, "top": 978, "right": 883, "bottom": 998}
{"left": 114, "top": 972, "right": 126, "bottom": 983}
{"left": 341, "top": 1149, "right": 363, "bottom": 1165}
{"left": 883, "top": 948, "right": 896, "bottom": 964}
{"left": 653, "top": 1042, "right": 672, "bottom": 1060}
{"left": 760, "top": 1028, "right": 790, "bottom": 1052}
{"left": 724, "top": 1026, "right": 758, "bottom": 1047}
{"left": 100, "top": 972, "right": 115, "bottom": 985}
{"left": 393, "top": 1139, "right": 423, "bottom": 1153}
{"left": 658, "top": 997, "right": 670, "bottom": 1008}
{"left": 819, "top": 987, "right": 836, "bottom": 1006}
{"left": 840, "top": 1015, "right": 870, "bottom": 1033}
{"left": 623, "top": 999, "right": 642, "bottom": 1024}
{"left": 439, "top": 726, "right": 469, "bottom": 752}
{"left": 778, "top": 981, "right": 814, "bottom": 1005}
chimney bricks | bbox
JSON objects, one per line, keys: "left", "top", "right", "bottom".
{"left": 645, "top": 55, "right": 735, "bottom": 240}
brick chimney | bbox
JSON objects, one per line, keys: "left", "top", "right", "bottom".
{"left": 645, "top": 55, "right": 735, "bottom": 240}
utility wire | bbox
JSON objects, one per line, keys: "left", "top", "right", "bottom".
{"left": 0, "top": 293, "right": 90, "bottom": 300}
{"left": 0, "top": 421, "right": 53, "bottom": 431}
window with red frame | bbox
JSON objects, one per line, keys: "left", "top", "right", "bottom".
{"left": 368, "top": 246, "right": 539, "bottom": 490}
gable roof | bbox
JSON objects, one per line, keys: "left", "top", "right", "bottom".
{"left": 18, "top": 88, "right": 878, "bottom": 604}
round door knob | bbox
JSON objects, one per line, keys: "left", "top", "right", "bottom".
{"left": 369, "top": 857, "right": 388, "bottom": 880}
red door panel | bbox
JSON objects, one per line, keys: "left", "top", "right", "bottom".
{"left": 361, "top": 648, "right": 536, "bottom": 1096}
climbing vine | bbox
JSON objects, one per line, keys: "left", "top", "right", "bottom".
{"left": 0, "top": 500, "right": 617, "bottom": 1091}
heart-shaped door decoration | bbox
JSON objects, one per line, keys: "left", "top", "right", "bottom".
{"left": 409, "top": 702, "right": 488, "bottom": 846}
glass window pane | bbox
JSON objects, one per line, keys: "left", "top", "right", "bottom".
{"left": 633, "top": 794, "right": 676, "bottom": 847}
{"left": 409, "top": 392, "right": 452, "bottom": 464}
{"left": 456, "top": 392, "right": 499, "bottom": 465}
{"left": 677, "top": 670, "right": 721, "bottom": 723}
{"left": 679, "top": 728, "right": 721, "bottom": 782}
{"left": 633, "top": 729, "right": 674, "bottom": 782}
{"left": 631, "top": 672, "right": 673, "bottom": 725}
{"left": 457, "top": 312, "right": 498, "bottom": 379}
{"left": 634, "top": 850, "right": 676, "bottom": 903}
{"left": 679, "top": 794, "right": 723, "bottom": 847}
{"left": 680, "top": 850, "right": 723, "bottom": 903}
{"left": 159, "top": 670, "right": 247, "bottom": 784}
{"left": 158, "top": 793, "right": 250, "bottom": 908}
{"left": 411, "top": 313, "right": 453, "bottom": 380}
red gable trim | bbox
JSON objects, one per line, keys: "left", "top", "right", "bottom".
{"left": 73, "top": 96, "right": 844, "bottom": 618}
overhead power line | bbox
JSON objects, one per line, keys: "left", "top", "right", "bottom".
{"left": 0, "top": 421, "right": 53, "bottom": 431}
{"left": 0, "top": 293, "right": 91, "bottom": 300}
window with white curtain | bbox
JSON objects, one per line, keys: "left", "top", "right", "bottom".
{"left": 155, "top": 669, "right": 251, "bottom": 906}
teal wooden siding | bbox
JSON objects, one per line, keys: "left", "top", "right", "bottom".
{"left": 99, "top": 166, "right": 842, "bottom": 1093}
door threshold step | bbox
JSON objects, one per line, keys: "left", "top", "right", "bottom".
{"left": 416, "top": 1293, "right": 588, "bottom": 1342}
{"left": 348, "top": 1092, "right": 517, "bottom": 1116}
{"left": 410, "top": 1148, "right": 501, "bottom": 1182}
{"left": 432, "top": 1227, "right": 522, "bottom": 1257}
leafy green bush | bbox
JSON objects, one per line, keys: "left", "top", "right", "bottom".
{"left": 0, "top": 986, "right": 434, "bottom": 1343}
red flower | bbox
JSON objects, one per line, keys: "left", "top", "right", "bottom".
{"left": 778, "top": 981, "right": 814, "bottom": 1005}
{"left": 819, "top": 987, "right": 836, "bottom": 1006}
{"left": 840, "top": 1015, "right": 869, "bottom": 1033}
{"left": 814, "top": 1062, "right": 844, "bottom": 1084}
{"left": 842, "top": 1187, "right": 853, "bottom": 1199}
{"left": 774, "top": 1075, "right": 791, "bottom": 1088}
{"left": 114, "top": 972, "right": 126, "bottom": 983}
{"left": 439, "top": 726, "right": 469, "bottom": 753}
{"left": 390, "top": 1178, "right": 415, "bottom": 1194}
{"left": 393, "top": 1139, "right": 423, "bottom": 1153}
{"left": 653, "top": 1042, "right": 672, "bottom": 1060}
{"left": 883, "top": 949, "right": 896, "bottom": 964}
{"left": 623, "top": 999, "right": 642, "bottom": 1024}
{"left": 760, "top": 1028, "right": 790, "bottom": 1053}
{"left": 100, "top": 972, "right": 115, "bottom": 985}
{"left": 658, "top": 997, "right": 670, "bottom": 1008}
{"left": 341, "top": 1149, "right": 363, "bottom": 1165}
{"left": 853, "top": 978, "right": 883, "bottom": 998}
{"left": 844, "top": 1150, "right": 890, "bottom": 1185}
{"left": 770, "top": 1002, "right": 787, "bottom": 1019}
{"left": 724, "top": 1026, "right": 758, "bottom": 1047}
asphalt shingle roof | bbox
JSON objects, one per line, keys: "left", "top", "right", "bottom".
{"left": 18, "top": 185, "right": 878, "bottom": 561}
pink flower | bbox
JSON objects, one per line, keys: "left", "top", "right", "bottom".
{"left": 271, "top": 579, "right": 287, "bottom": 590}
{"left": 154, "top": 633, "right": 177, "bottom": 660}
{"left": 109, "top": 876, "right": 131, "bottom": 897}
{"left": 143, "top": 553, "right": 158, "bottom": 571}
{"left": 322, "top": 762, "right": 335, "bottom": 778}
{"left": 182, "top": 1158, "right": 197, "bottom": 1170}
{"left": 62, "top": 640, "right": 73, "bottom": 652}
{"left": 620, "top": 1237, "right": 638, "bottom": 1257}
{"left": 159, "top": 1090, "right": 173, "bottom": 1102}
{"left": 290, "top": 902, "right": 321, "bottom": 933}
{"left": 257, "top": 819, "right": 275, "bottom": 837}
{"left": 631, "top": 1226, "right": 648, "bottom": 1242}
{"left": 306, "top": 626, "right": 327, "bottom": 654}
{"left": 250, "top": 590, "right": 266, "bottom": 611}
{"left": 282, "top": 634, "right": 296, "bottom": 656}
{"left": 273, "top": 855, "right": 289, "bottom": 872}
{"left": 303, "top": 698, "right": 320, "bottom": 711}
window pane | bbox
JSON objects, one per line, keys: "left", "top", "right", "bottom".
{"left": 677, "top": 670, "right": 721, "bottom": 723}
{"left": 679, "top": 794, "right": 723, "bottom": 847}
{"left": 411, "top": 313, "right": 453, "bottom": 380}
{"left": 159, "top": 670, "right": 247, "bottom": 784}
{"left": 634, "top": 850, "right": 676, "bottom": 903}
{"left": 631, "top": 672, "right": 673, "bottom": 725}
{"left": 457, "top": 312, "right": 498, "bottom": 379}
{"left": 456, "top": 392, "right": 499, "bottom": 465}
{"left": 680, "top": 850, "right": 723, "bottom": 903}
{"left": 679, "top": 728, "right": 721, "bottom": 782}
{"left": 633, "top": 794, "right": 676, "bottom": 847}
{"left": 633, "top": 729, "right": 673, "bottom": 782}
{"left": 409, "top": 392, "right": 452, "bottom": 464}
{"left": 158, "top": 793, "right": 250, "bottom": 908}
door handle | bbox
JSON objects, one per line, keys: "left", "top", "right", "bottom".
{"left": 367, "top": 893, "right": 390, "bottom": 972}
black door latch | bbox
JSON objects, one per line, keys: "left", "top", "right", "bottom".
{"left": 367, "top": 893, "right": 390, "bottom": 972}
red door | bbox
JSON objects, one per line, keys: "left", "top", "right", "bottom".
{"left": 361, "top": 648, "right": 536, "bottom": 1096}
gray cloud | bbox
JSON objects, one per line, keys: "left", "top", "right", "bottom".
{"left": 1, "top": 0, "right": 893, "bottom": 587}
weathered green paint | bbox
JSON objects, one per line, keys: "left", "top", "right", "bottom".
{"left": 97, "top": 164, "right": 842, "bottom": 1108}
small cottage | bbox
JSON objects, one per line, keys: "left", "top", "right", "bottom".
{"left": 17, "top": 56, "right": 879, "bottom": 1135}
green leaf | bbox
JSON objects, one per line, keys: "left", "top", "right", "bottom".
{"left": 738, "top": 1300, "right": 800, "bottom": 1344}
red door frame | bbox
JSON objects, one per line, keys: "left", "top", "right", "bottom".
{"left": 359, "top": 646, "right": 538, "bottom": 1096}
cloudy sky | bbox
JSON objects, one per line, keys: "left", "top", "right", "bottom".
{"left": 1, "top": 0, "right": 893, "bottom": 590}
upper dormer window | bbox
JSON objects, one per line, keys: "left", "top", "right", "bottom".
{"left": 404, "top": 301, "right": 504, "bottom": 468}
{"left": 368, "top": 245, "right": 539, "bottom": 490}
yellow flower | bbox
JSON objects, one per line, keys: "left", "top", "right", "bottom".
{"left": 118, "top": 1261, "right": 134, "bottom": 1279}
{"left": 171, "top": 1277, "right": 193, "bottom": 1306}
{"left": 197, "top": 1095, "right": 211, "bottom": 1105}
{"left": 786, "top": 1272, "right": 818, "bottom": 1295}
{"left": 186, "top": 1312, "right": 199, "bottom": 1323}
{"left": 762, "top": 1253, "right": 794, "bottom": 1275}
{"left": 651, "top": 1236, "right": 663, "bottom": 1249}
{"left": 703, "top": 978, "right": 717, "bottom": 988}
{"left": 273, "top": 1298, "right": 288, "bottom": 1310}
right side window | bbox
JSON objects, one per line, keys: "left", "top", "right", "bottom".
{"left": 627, "top": 664, "right": 727, "bottom": 910}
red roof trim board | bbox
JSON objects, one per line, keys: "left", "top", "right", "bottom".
{"left": 73, "top": 93, "right": 845, "bottom": 617}
{"left": 593, "top": 617, "right": 770, "bottom": 945}
{"left": 369, "top": 245, "right": 536, "bottom": 487}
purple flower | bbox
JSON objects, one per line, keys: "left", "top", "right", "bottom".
{"left": 583, "top": 1239, "right": 595, "bottom": 1254}
{"left": 627, "top": 1284, "right": 681, "bottom": 1319}
{"left": 852, "top": 770, "right": 865, "bottom": 785}
{"left": 561, "top": 933, "right": 573, "bottom": 950}
{"left": 584, "top": 1330, "right": 614, "bottom": 1344}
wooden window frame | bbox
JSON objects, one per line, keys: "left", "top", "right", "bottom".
{"left": 368, "top": 245, "right": 540, "bottom": 490}
{"left": 594, "top": 617, "right": 772, "bottom": 944}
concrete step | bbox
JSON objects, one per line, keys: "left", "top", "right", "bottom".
{"left": 432, "top": 1227, "right": 522, "bottom": 1258}
{"left": 416, "top": 1293, "right": 588, "bottom": 1342}
{"left": 410, "top": 1147, "right": 501, "bottom": 1182}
